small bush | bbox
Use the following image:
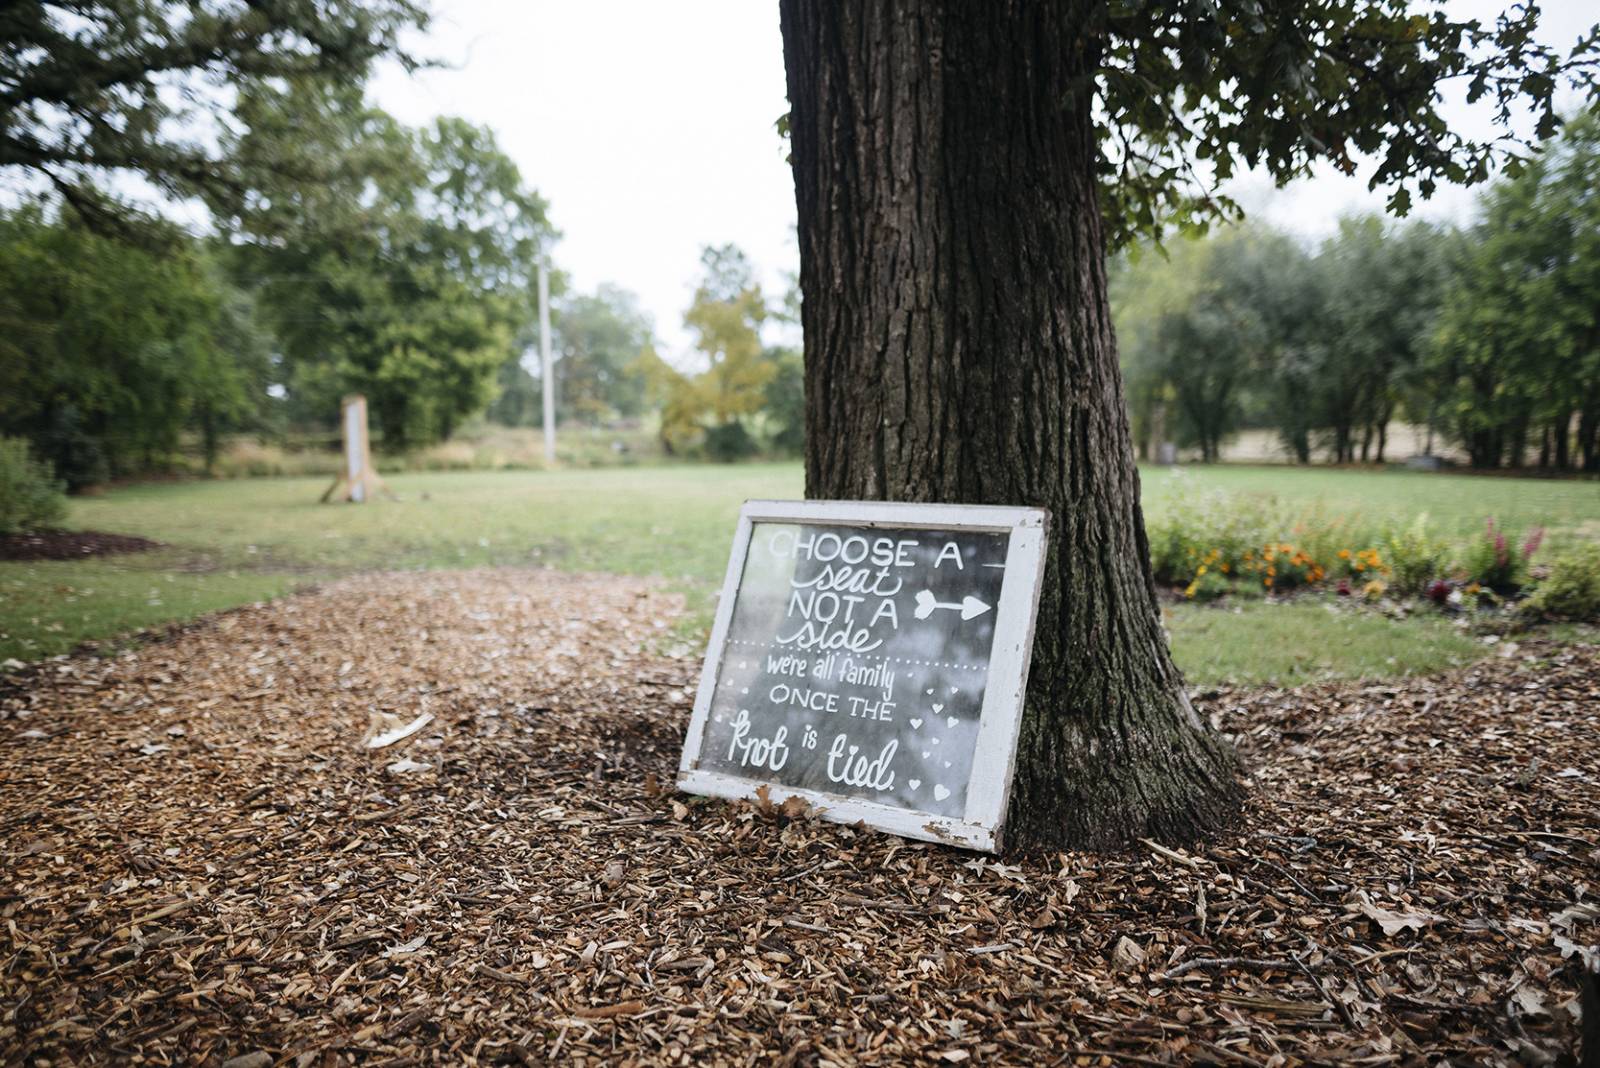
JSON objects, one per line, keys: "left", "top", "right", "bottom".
{"left": 1147, "top": 491, "right": 1273, "bottom": 584}
{"left": 1242, "top": 542, "right": 1327, "bottom": 591}
{"left": 1460, "top": 517, "right": 1542, "bottom": 594}
{"left": 1521, "top": 544, "right": 1600, "bottom": 622}
{"left": 0, "top": 436, "right": 68, "bottom": 534}
{"left": 1383, "top": 514, "right": 1454, "bottom": 596}
{"left": 1182, "top": 566, "right": 1232, "bottom": 602}
{"left": 704, "top": 421, "right": 759, "bottom": 462}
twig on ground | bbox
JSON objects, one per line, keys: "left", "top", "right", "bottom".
{"left": 1163, "top": 956, "right": 1298, "bottom": 979}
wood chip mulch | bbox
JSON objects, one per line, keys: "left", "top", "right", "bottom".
{"left": 2, "top": 569, "right": 1596, "bottom": 1067}
{"left": 0, "top": 529, "right": 161, "bottom": 561}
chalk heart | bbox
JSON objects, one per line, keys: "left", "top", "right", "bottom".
{"left": 946, "top": 716, "right": 959, "bottom": 728}
{"left": 908, "top": 779, "right": 922, "bottom": 791}
{"left": 925, "top": 688, "right": 934, "bottom": 695}
{"left": 921, "top": 750, "right": 930, "bottom": 759}
{"left": 932, "top": 737, "right": 940, "bottom": 745}
{"left": 909, "top": 718, "right": 923, "bottom": 729}
{"left": 949, "top": 687, "right": 959, "bottom": 695}
{"left": 943, "top": 760, "right": 952, "bottom": 768}
{"left": 933, "top": 784, "right": 951, "bottom": 802}
{"left": 932, "top": 703, "right": 944, "bottom": 714}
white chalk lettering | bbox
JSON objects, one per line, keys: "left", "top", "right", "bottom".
{"left": 726, "top": 709, "right": 790, "bottom": 771}
{"left": 826, "top": 733, "right": 897, "bottom": 791}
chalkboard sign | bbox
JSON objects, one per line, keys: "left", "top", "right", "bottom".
{"left": 677, "top": 500, "right": 1048, "bottom": 851}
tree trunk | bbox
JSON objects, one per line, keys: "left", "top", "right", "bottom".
{"left": 1579, "top": 401, "right": 1599, "bottom": 472}
{"left": 780, "top": 0, "right": 1241, "bottom": 851}
{"left": 201, "top": 406, "right": 219, "bottom": 475}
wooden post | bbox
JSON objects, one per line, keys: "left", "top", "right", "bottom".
{"left": 321, "top": 394, "right": 390, "bottom": 503}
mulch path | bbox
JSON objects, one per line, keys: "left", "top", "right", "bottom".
{"left": 0, "top": 529, "right": 160, "bottom": 561}
{"left": 1, "top": 570, "right": 1596, "bottom": 1066}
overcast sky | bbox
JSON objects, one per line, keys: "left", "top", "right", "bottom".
{"left": 371, "top": 1, "right": 1595, "bottom": 360}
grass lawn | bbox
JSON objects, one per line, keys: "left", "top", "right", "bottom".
{"left": 1140, "top": 464, "right": 1600, "bottom": 548}
{"left": 3, "top": 462, "right": 1595, "bottom": 684}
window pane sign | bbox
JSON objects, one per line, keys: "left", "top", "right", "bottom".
{"left": 677, "top": 500, "right": 1048, "bottom": 851}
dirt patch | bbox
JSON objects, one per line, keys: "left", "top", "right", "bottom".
{"left": 0, "top": 528, "right": 160, "bottom": 561}
{"left": 1, "top": 569, "right": 1595, "bottom": 1065}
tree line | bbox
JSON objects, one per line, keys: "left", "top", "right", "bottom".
{"left": 1115, "top": 109, "right": 1600, "bottom": 472}
{"left": 0, "top": 0, "right": 805, "bottom": 487}
{"left": 0, "top": 83, "right": 554, "bottom": 487}
{"left": 3, "top": 1, "right": 1596, "bottom": 492}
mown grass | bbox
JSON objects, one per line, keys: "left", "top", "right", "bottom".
{"left": 1140, "top": 465, "right": 1600, "bottom": 549}
{"left": 1, "top": 552, "right": 316, "bottom": 664}
{"left": 3, "top": 463, "right": 1596, "bottom": 682}
{"left": 1164, "top": 599, "right": 1485, "bottom": 688}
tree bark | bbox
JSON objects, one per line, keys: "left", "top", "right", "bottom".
{"left": 780, "top": 0, "right": 1241, "bottom": 851}
{"left": 1579, "top": 401, "right": 1598, "bottom": 472}
{"left": 1554, "top": 410, "right": 1571, "bottom": 471}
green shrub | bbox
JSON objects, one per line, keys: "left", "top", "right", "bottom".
{"left": 0, "top": 436, "right": 67, "bottom": 534}
{"left": 1384, "top": 514, "right": 1454, "bottom": 596}
{"left": 703, "top": 421, "right": 759, "bottom": 462}
{"left": 1146, "top": 490, "right": 1274, "bottom": 584}
{"left": 1521, "top": 543, "right": 1600, "bottom": 622}
{"left": 1460, "top": 517, "right": 1542, "bottom": 594}
{"left": 1281, "top": 503, "right": 1385, "bottom": 570}
{"left": 1181, "top": 567, "right": 1232, "bottom": 602}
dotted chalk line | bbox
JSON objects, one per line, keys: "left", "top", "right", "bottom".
{"left": 721, "top": 637, "right": 984, "bottom": 672}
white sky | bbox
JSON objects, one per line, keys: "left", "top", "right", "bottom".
{"left": 370, "top": 1, "right": 1596, "bottom": 360}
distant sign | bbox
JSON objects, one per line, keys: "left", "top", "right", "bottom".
{"left": 677, "top": 500, "right": 1048, "bottom": 851}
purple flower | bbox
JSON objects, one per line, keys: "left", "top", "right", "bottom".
{"left": 1522, "top": 527, "right": 1544, "bottom": 560}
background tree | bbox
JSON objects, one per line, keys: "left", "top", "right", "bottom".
{"left": 683, "top": 245, "right": 776, "bottom": 461}
{"left": 227, "top": 84, "right": 552, "bottom": 448}
{"left": 760, "top": 347, "right": 806, "bottom": 457}
{"left": 0, "top": 0, "right": 426, "bottom": 234}
{"left": 552, "top": 286, "right": 654, "bottom": 425}
{"left": 624, "top": 246, "right": 785, "bottom": 459}
{"left": 1433, "top": 108, "right": 1600, "bottom": 470}
{"left": 0, "top": 209, "right": 266, "bottom": 486}
{"left": 1120, "top": 229, "right": 1313, "bottom": 462}
{"left": 629, "top": 345, "right": 703, "bottom": 455}
{"left": 779, "top": 0, "right": 1599, "bottom": 850}
{"left": 1311, "top": 218, "right": 1451, "bottom": 463}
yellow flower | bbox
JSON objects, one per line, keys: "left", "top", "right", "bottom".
{"left": 1337, "top": 549, "right": 1351, "bottom": 560}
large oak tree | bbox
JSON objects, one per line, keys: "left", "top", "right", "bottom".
{"left": 777, "top": 1, "right": 1598, "bottom": 850}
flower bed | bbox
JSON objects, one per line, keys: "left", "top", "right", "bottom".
{"left": 1148, "top": 491, "right": 1591, "bottom": 620}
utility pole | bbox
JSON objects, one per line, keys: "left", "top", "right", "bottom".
{"left": 539, "top": 261, "right": 555, "bottom": 465}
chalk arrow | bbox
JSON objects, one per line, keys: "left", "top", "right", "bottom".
{"left": 913, "top": 590, "right": 992, "bottom": 621}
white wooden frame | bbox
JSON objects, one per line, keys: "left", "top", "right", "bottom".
{"left": 677, "top": 499, "right": 1049, "bottom": 852}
